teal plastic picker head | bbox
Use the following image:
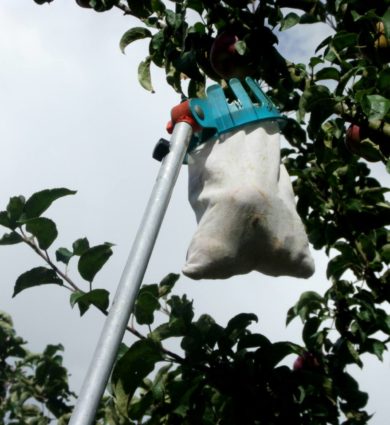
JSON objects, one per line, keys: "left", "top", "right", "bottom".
{"left": 189, "top": 77, "right": 287, "bottom": 141}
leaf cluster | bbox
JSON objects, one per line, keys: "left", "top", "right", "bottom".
{"left": 0, "top": 311, "right": 74, "bottom": 423}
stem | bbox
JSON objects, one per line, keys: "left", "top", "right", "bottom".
{"left": 114, "top": 1, "right": 133, "bottom": 16}
{"left": 18, "top": 230, "right": 189, "bottom": 367}
{"left": 20, "top": 235, "right": 83, "bottom": 293}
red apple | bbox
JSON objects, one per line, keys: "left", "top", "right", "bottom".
{"left": 345, "top": 124, "right": 363, "bottom": 156}
{"left": 209, "top": 31, "right": 250, "bottom": 80}
{"left": 293, "top": 352, "right": 320, "bottom": 371}
{"left": 345, "top": 124, "right": 383, "bottom": 162}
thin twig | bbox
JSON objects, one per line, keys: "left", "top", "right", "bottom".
{"left": 19, "top": 231, "right": 83, "bottom": 292}
{"left": 18, "top": 228, "right": 190, "bottom": 367}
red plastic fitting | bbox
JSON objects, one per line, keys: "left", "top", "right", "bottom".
{"left": 166, "top": 100, "right": 202, "bottom": 134}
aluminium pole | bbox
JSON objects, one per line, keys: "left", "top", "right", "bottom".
{"left": 69, "top": 121, "right": 193, "bottom": 425}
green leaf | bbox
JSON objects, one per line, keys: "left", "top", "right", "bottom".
{"left": 303, "top": 317, "right": 322, "bottom": 350}
{"left": 280, "top": 12, "right": 300, "bottom": 31}
{"left": 173, "top": 50, "right": 204, "bottom": 81}
{"left": 188, "top": 78, "right": 206, "bottom": 98}
{"left": 24, "top": 188, "right": 76, "bottom": 219}
{"left": 138, "top": 56, "right": 154, "bottom": 92}
{"left": 119, "top": 27, "right": 152, "bottom": 54}
{"left": 6, "top": 196, "right": 25, "bottom": 228}
{"left": 168, "top": 295, "right": 194, "bottom": 325}
{"left": 158, "top": 273, "right": 179, "bottom": 298}
{"left": 56, "top": 247, "right": 74, "bottom": 265}
{"left": 90, "top": 0, "right": 116, "bottom": 12}
{"left": 378, "top": 68, "right": 390, "bottom": 97}
{"left": 126, "top": 0, "right": 152, "bottom": 19}
{"left": 224, "top": 313, "right": 258, "bottom": 343}
{"left": 298, "top": 85, "right": 334, "bottom": 118}
{"left": 13, "top": 267, "right": 63, "bottom": 297}
{"left": 72, "top": 237, "right": 90, "bottom": 256}
{"left": 165, "top": 9, "right": 183, "bottom": 30}
{"left": 166, "top": 61, "right": 182, "bottom": 93}
{"left": 315, "top": 67, "right": 340, "bottom": 81}
{"left": 269, "top": 341, "right": 300, "bottom": 367}
{"left": 331, "top": 31, "right": 358, "bottom": 51}
{"left": 0, "top": 211, "right": 11, "bottom": 229}
{"left": 288, "top": 291, "right": 325, "bottom": 323}
{"left": 78, "top": 244, "right": 113, "bottom": 282}
{"left": 0, "top": 231, "right": 23, "bottom": 245}
{"left": 22, "top": 217, "right": 58, "bottom": 250}
{"left": 382, "top": 8, "right": 390, "bottom": 39}
{"left": 237, "top": 333, "right": 271, "bottom": 351}
{"left": 363, "top": 338, "right": 386, "bottom": 361}
{"left": 327, "top": 254, "right": 352, "bottom": 280}
{"left": 234, "top": 40, "right": 246, "bottom": 55}
{"left": 128, "top": 391, "right": 155, "bottom": 421}
{"left": 381, "top": 244, "right": 390, "bottom": 262}
{"left": 111, "top": 339, "right": 163, "bottom": 414}
{"left": 70, "top": 289, "right": 110, "bottom": 316}
{"left": 361, "top": 95, "right": 390, "bottom": 121}
{"left": 150, "top": 318, "right": 186, "bottom": 341}
{"left": 134, "top": 284, "right": 160, "bottom": 325}
{"left": 151, "top": 0, "right": 165, "bottom": 14}
{"left": 346, "top": 340, "right": 362, "bottom": 367}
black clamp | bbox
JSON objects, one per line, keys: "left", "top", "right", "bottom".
{"left": 152, "top": 138, "right": 170, "bottom": 162}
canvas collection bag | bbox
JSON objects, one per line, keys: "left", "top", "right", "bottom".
{"left": 182, "top": 120, "right": 315, "bottom": 280}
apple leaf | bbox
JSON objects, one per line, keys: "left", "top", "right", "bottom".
{"left": 6, "top": 196, "right": 25, "bottom": 229}
{"left": 234, "top": 40, "right": 246, "bottom": 55}
{"left": 361, "top": 94, "right": 390, "bottom": 121}
{"left": 70, "top": 289, "right": 110, "bottom": 316}
{"left": 0, "top": 211, "right": 11, "bottom": 229}
{"left": 13, "top": 267, "right": 63, "bottom": 297}
{"left": 134, "top": 284, "right": 160, "bottom": 325}
{"left": 23, "top": 188, "right": 76, "bottom": 219}
{"left": 158, "top": 273, "right": 179, "bottom": 298}
{"left": 382, "top": 8, "right": 390, "bottom": 39}
{"left": 0, "top": 232, "right": 23, "bottom": 245}
{"left": 138, "top": 56, "right": 154, "bottom": 93}
{"left": 21, "top": 217, "right": 58, "bottom": 250}
{"left": 111, "top": 339, "right": 163, "bottom": 414}
{"left": 78, "top": 243, "right": 113, "bottom": 282}
{"left": 315, "top": 67, "right": 340, "bottom": 81}
{"left": 72, "top": 237, "right": 90, "bottom": 256}
{"left": 56, "top": 247, "right": 74, "bottom": 265}
{"left": 120, "top": 27, "right": 152, "bottom": 54}
{"left": 280, "top": 12, "right": 300, "bottom": 31}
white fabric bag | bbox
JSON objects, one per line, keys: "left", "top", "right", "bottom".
{"left": 182, "top": 121, "right": 315, "bottom": 280}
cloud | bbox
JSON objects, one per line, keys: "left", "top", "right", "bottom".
{"left": 277, "top": 21, "right": 334, "bottom": 64}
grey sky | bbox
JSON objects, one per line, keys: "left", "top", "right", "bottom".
{"left": 1, "top": 1, "right": 389, "bottom": 423}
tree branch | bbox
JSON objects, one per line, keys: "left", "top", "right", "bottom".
{"left": 334, "top": 102, "right": 390, "bottom": 138}
{"left": 19, "top": 230, "right": 189, "bottom": 367}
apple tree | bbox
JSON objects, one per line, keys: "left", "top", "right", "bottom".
{"left": 1, "top": 0, "right": 389, "bottom": 423}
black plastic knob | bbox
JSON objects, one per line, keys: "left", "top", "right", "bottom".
{"left": 152, "top": 138, "right": 171, "bottom": 162}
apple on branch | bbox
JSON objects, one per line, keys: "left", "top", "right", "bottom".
{"left": 293, "top": 352, "right": 320, "bottom": 371}
{"left": 345, "top": 124, "right": 386, "bottom": 162}
{"left": 209, "top": 31, "right": 251, "bottom": 80}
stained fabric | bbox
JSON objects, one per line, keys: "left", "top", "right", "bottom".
{"left": 183, "top": 121, "right": 315, "bottom": 280}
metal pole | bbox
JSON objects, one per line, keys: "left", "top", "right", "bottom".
{"left": 69, "top": 121, "right": 193, "bottom": 425}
